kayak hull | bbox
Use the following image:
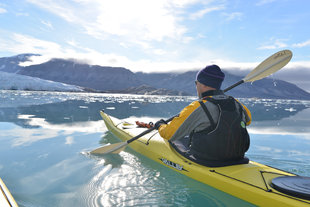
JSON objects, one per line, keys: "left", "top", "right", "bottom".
{"left": 100, "top": 111, "right": 310, "bottom": 207}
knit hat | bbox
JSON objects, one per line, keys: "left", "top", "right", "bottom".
{"left": 196, "top": 65, "right": 225, "bottom": 89}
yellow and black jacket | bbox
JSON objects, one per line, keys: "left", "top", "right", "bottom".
{"left": 158, "top": 90, "right": 252, "bottom": 166}
{"left": 159, "top": 90, "right": 251, "bottom": 140}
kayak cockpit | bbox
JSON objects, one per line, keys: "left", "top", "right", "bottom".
{"left": 170, "top": 137, "right": 249, "bottom": 167}
{"left": 271, "top": 176, "right": 310, "bottom": 200}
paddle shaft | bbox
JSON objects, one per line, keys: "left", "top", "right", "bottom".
{"left": 90, "top": 113, "right": 178, "bottom": 154}
{"left": 126, "top": 115, "right": 176, "bottom": 144}
{"left": 223, "top": 80, "right": 244, "bottom": 92}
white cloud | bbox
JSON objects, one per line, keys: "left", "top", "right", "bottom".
{"left": 0, "top": 7, "right": 7, "bottom": 13}
{"left": 223, "top": 12, "right": 243, "bottom": 21}
{"left": 3, "top": 32, "right": 306, "bottom": 74}
{"left": 67, "top": 39, "right": 79, "bottom": 47}
{"left": 21, "top": 0, "right": 230, "bottom": 66}
{"left": 40, "top": 20, "right": 54, "bottom": 30}
{"left": 256, "top": 0, "right": 277, "bottom": 6}
{"left": 258, "top": 39, "right": 288, "bottom": 50}
{"left": 292, "top": 39, "right": 310, "bottom": 48}
{"left": 0, "top": 33, "right": 191, "bottom": 71}
{"left": 169, "top": 0, "right": 207, "bottom": 7}
{"left": 4, "top": 33, "right": 61, "bottom": 56}
{"left": 259, "top": 38, "right": 310, "bottom": 50}
{"left": 189, "top": 6, "right": 224, "bottom": 20}
{"left": 153, "top": 49, "right": 167, "bottom": 56}
{"left": 27, "top": 0, "right": 81, "bottom": 23}
{"left": 97, "top": 1, "right": 187, "bottom": 41}
{"left": 27, "top": 0, "right": 188, "bottom": 42}
{"left": 4, "top": 32, "right": 310, "bottom": 80}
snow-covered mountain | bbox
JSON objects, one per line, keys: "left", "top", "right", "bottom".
{"left": 0, "top": 53, "right": 38, "bottom": 73}
{"left": 1, "top": 53, "right": 310, "bottom": 99}
{"left": 0, "top": 54, "right": 85, "bottom": 92}
{"left": 0, "top": 71, "right": 84, "bottom": 92}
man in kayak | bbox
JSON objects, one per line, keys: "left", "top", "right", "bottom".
{"left": 155, "top": 65, "right": 252, "bottom": 166}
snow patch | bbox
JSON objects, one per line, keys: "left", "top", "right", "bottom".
{"left": 0, "top": 71, "right": 84, "bottom": 92}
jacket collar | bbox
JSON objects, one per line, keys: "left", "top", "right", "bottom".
{"left": 201, "top": 90, "right": 224, "bottom": 98}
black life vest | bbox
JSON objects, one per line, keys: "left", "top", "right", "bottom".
{"left": 189, "top": 96, "right": 250, "bottom": 161}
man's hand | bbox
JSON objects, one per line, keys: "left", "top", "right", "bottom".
{"left": 154, "top": 119, "right": 167, "bottom": 129}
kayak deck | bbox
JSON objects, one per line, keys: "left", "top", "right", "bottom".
{"left": 100, "top": 111, "right": 310, "bottom": 207}
{"left": 0, "top": 178, "right": 18, "bottom": 207}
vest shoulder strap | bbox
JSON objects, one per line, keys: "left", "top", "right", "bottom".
{"left": 198, "top": 100, "right": 216, "bottom": 129}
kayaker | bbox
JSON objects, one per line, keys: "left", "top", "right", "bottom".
{"left": 154, "top": 65, "right": 252, "bottom": 166}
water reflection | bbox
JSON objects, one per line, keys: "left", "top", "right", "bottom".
{"left": 0, "top": 91, "right": 193, "bottom": 128}
{"left": 249, "top": 108, "right": 310, "bottom": 135}
{"left": 0, "top": 93, "right": 308, "bottom": 140}
{"left": 1, "top": 90, "right": 310, "bottom": 207}
{"left": 83, "top": 137, "right": 254, "bottom": 207}
{"left": 1, "top": 91, "right": 309, "bottom": 137}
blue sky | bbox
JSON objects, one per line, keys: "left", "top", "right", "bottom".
{"left": 1, "top": 0, "right": 310, "bottom": 90}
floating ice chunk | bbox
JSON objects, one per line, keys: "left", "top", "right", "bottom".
{"left": 106, "top": 107, "right": 116, "bottom": 110}
{"left": 285, "top": 108, "right": 296, "bottom": 112}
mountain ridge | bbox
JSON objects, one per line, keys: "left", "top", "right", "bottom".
{"left": 1, "top": 54, "right": 310, "bottom": 100}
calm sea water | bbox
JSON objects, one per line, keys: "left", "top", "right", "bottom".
{"left": 1, "top": 90, "right": 310, "bottom": 207}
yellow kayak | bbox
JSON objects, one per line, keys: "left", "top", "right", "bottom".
{"left": 0, "top": 178, "right": 18, "bottom": 207}
{"left": 99, "top": 110, "right": 310, "bottom": 207}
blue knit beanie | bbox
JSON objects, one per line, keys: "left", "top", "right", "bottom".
{"left": 196, "top": 65, "right": 225, "bottom": 89}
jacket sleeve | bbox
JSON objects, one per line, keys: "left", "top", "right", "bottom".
{"left": 243, "top": 104, "right": 252, "bottom": 125}
{"left": 158, "top": 101, "right": 200, "bottom": 140}
{"left": 236, "top": 99, "right": 252, "bottom": 125}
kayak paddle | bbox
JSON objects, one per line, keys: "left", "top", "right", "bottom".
{"left": 91, "top": 49, "right": 293, "bottom": 155}
{"left": 224, "top": 50, "right": 292, "bottom": 92}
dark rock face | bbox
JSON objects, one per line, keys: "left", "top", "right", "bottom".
{"left": 2, "top": 54, "right": 310, "bottom": 99}
{"left": 106, "top": 84, "right": 191, "bottom": 96}
{"left": 17, "top": 59, "right": 143, "bottom": 91}
{"left": 135, "top": 71, "right": 310, "bottom": 100}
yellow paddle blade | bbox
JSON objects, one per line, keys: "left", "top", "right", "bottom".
{"left": 244, "top": 50, "right": 292, "bottom": 82}
{"left": 90, "top": 142, "right": 127, "bottom": 155}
